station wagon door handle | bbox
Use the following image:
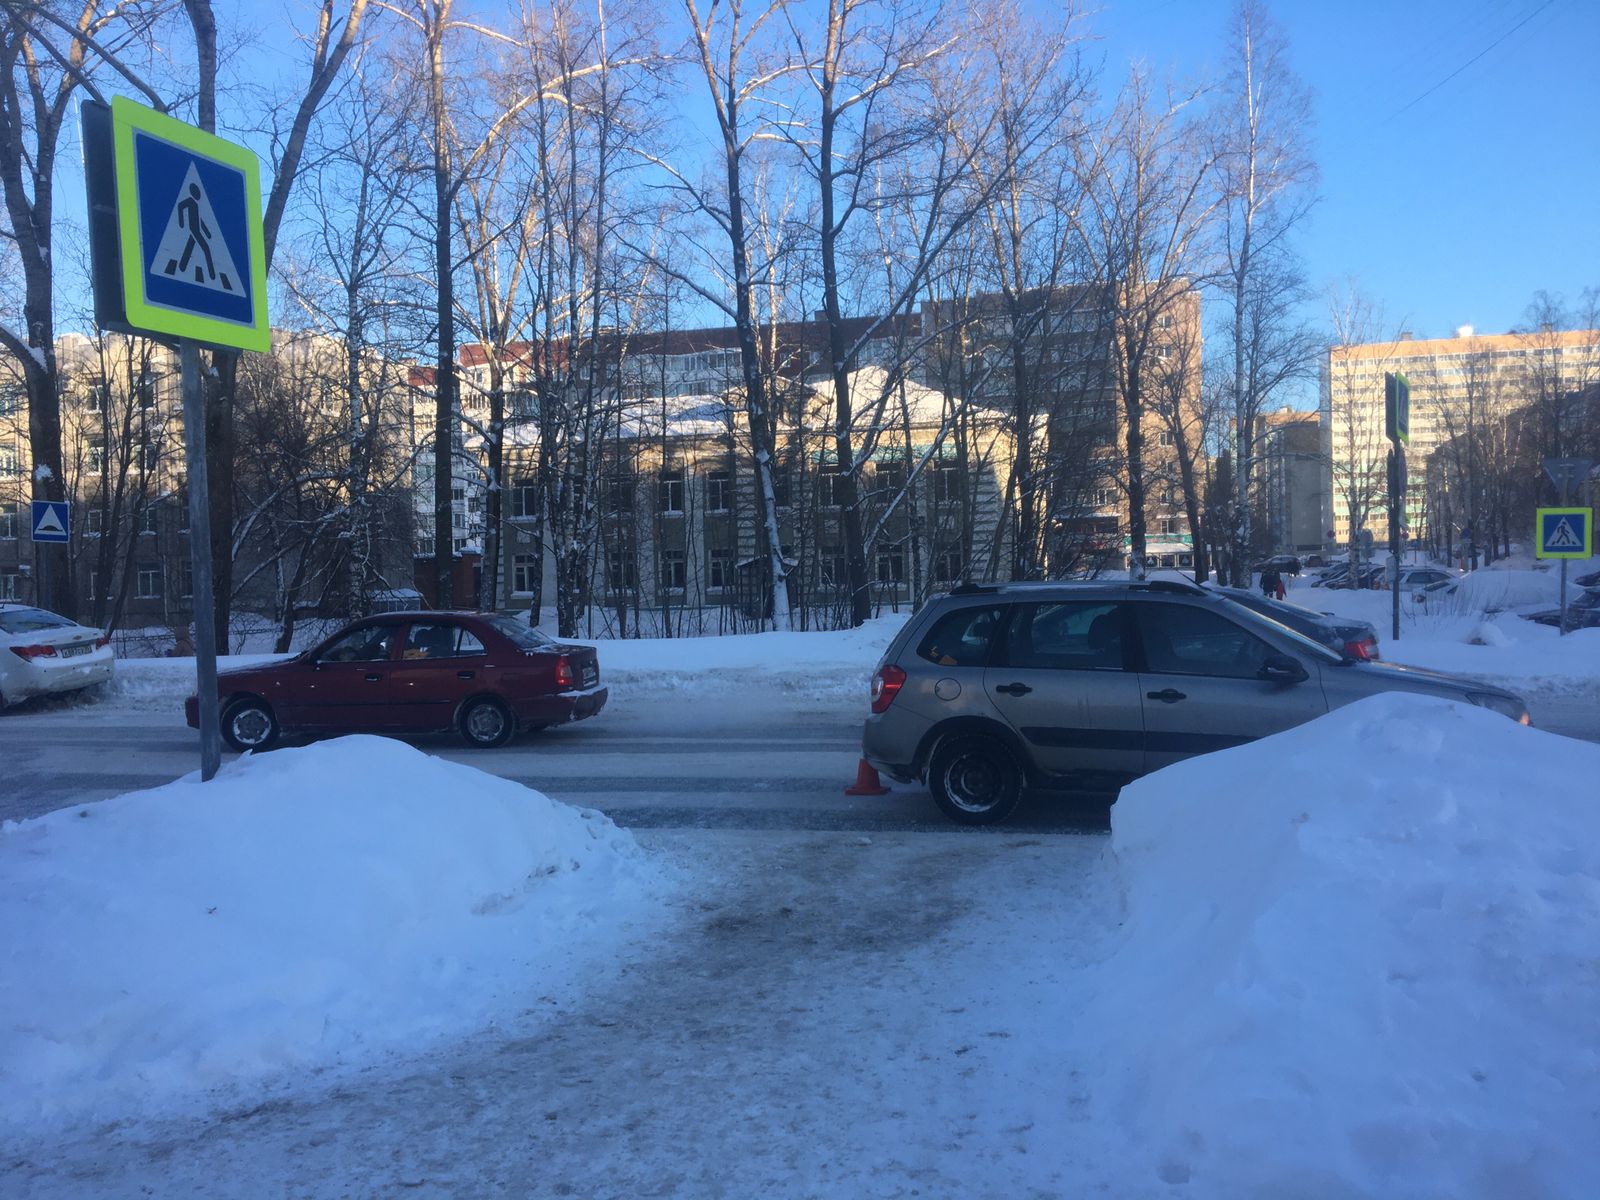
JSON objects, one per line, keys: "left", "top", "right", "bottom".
{"left": 365, "top": 673, "right": 383, "bottom": 683}
{"left": 457, "top": 670, "right": 474, "bottom": 680}
{"left": 1146, "top": 688, "right": 1187, "bottom": 703}
{"left": 994, "top": 682, "right": 1032, "bottom": 697}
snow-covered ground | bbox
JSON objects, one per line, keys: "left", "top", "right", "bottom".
{"left": 1084, "top": 693, "right": 1600, "bottom": 1196}
{"left": 0, "top": 737, "right": 674, "bottom": 1133}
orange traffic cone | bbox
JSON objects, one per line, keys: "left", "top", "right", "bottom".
{"left": 844, "top": 757, "right": 890, "bottom": 796}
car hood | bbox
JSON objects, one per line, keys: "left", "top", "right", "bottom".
{"left": 1337, "top": 658, "right": 1518, "bottom": 700}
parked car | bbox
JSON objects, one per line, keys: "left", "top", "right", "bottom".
{"left": 1303, "top": 554, "right": 1328, "bottom": 569}
{"left": 1523, "top": 587, "right": 1600, "bottom": 632}
{"left": 1325, "top": 563, "right": 1385, "bottom": 590}
{"left": 183, "top": 611, "right": 605, "bottom": 751}
{"left": 1251, "top": 554, "right": 1302, "bottom": 576}
{"left": 1574, "top": 567, "right": 1600, "bottom": 589}
{"left": 1419, "top": 568, "right": 1585, "bottom": 615}
{"left": 0, "top": 603, "right": 115, "bottom": 707}
{"left": 1383, "top": 566, "right": 1458, "bottom": 594}
{"left": 1207, "top": 586, "right": 1381, "bottom": 660}
{"left": 861, "top": 579, "right": 1528, "bottom": 825}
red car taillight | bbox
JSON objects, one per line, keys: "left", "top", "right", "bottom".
{"left": 554, "top": 655, "right": 575, "bottom": 687}
{"left": 95, "top": 636, "right": 111, "bottom": 649}
{"left": 1343, "top": 638, "right": 1379, "bottom": 661}
{"left": 870, "top": 664, "right": 906, "bottom": 714}
{"left": 9, "top": 644, "right": 59, "bottom": 661}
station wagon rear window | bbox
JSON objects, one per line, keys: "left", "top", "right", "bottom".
{"left": 917, "top": 605, "right": 1004, "bottom": 667}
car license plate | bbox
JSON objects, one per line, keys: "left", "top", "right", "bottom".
{"left": 60, "top": 644, "right": 91, "bottom": 658}
{"left": 582, "top": 666, "right": 597, "bottom": 687}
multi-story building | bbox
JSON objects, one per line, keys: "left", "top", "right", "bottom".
{"left": 1322, "top": 325, "right": 1599, "bottom": 549}
{"left": 1257, "top": 407, "right": 1327, "bottom": 555}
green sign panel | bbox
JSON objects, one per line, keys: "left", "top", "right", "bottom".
{"left": 1385, "top": 371, "right": 1410, "bottom": 446}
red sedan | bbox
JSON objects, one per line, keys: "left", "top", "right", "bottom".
{"left": 184, "top": 612, "right": 606, "bottom": 752}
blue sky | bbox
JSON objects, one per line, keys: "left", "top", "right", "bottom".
{"left": 1090, "top": 0, "right": 1599, "bottom": 339}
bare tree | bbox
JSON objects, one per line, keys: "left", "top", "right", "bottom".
{"left": 1323, "top": 281, "right": 1397, "bottom": 570}
{"left": 1075, "top": 69, "right": 1217, "bottom": 578}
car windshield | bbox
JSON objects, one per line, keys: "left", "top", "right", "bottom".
{"left": 485, "top": 615, "right": 555, "bottom": 651}
{"left": 1210, "top": 594, "right": 1345, "bottom": 665}
{"left": 0, "top": 606, "right": 76, "bottom": 635}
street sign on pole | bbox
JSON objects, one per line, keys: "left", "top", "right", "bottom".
{"left": 1543, "top": 457, "right": 1593, "bottom": 498}
{"left": 1537, "top": 508, "right": 1592, "bottom": 560}
{"left": 29, "top": 501, "right": 70, "bottom": 544}
{"left": 1385, "top": 372, "right": 1411, "bottom": 446}
{"left": 81, "top": 97, "right": 270, "bottom": 782}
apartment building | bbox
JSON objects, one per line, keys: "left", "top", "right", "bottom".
{"left": 1258, "top": 407, "right": 1327, "bottom": 554}
{"left": 1321, "top": 325, "right": 1599, "bottom": 548}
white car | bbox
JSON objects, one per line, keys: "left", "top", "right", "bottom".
{"left": 0, "top": 603, "right": 116, "bottom": 706}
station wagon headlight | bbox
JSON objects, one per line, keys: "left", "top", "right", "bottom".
{"left": 1466, "top": 691, "right": 1529, "bottom": 723}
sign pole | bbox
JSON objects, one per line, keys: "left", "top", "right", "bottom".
{"left": 180, "top": 341, "right": 222, "bottom": 780}
{"left": 1557, "top": 474, "right": 1570, "bottom": 638}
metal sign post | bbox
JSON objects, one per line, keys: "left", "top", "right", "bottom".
{"left": 1384, "top": 372, "right": 1409, "bottom": 642}
{"left": 83, "top": 96, "right": 269, "bottom": 780}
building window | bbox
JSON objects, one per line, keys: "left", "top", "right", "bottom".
{"left": 83, "top": 384, "right": 106, "bottom": 415}
{"left": 706, "top": 469, "right": 731, "bottom": 512}
{"left": 176, "top": 559, "right": 193, "bottom": 598}
{"left": 0, "top": 441, "right": 18, "bottom": 475}
{"left": 138, "top": 506, "right": 157, "bottom": 535}
{"left": 606, "top": 549, "right": 637, "bottom": 594}
{"left": 817, "top": 462, "right": 848, "bottom": 508}
{"left": 0, "top": 383, "right": 23, "bottom": 416}
{"left": 707, "top": 550, "right": 734, "bottom": 592}
{"left": 934, "top": 461, "right": 963, "bottom": 506}
{"left": 0, "top": 572, "right": 19, "bottom": 600}
{"left": 467, "top": 495, "right": 481, "bottom": 514}
{"left": 875, "top": 459, "right": 906, "bottom": 498}
{"left": 876, "top": 545, "right": 906, "bottom": 585}
{"left": 608, "top": 471, "right": 636, "bottom": 512}
{"left": 512, "top": 553, "right": 537, "bottom": 595}
{"left": 86, "top": 507, "right": 104, "bottom": 535}
{"left": 659, "top": 548, "right": 686, "bottom": 592}
{"left": 819, "top": 549, "right": 847, "bottom": 590}
{"left": 86, "top": 438, "right": 106, "bottom": 474}
{"left": 658, "top": 467, "right": 685, "bottom": 513}
{"left": 0, "top": 501, "right": 16, "bottom": 538}
{"left": 1161, "top": 517, "right": 1180, "bottom": 535}
{"left": 1158, "top": 429, "right": 1175, "bottom": 447}
{"left": 452, "top": 511, "right": 464, "bottom": 530}
{"left": 136, "top": 566, "right": 163, "bottom": 598}
{"left": 137, "top": 373, "right": 156, "bottom": 409}
{"left": 931, "top": 550, "right": 962, "bottom": 582}
{"left": 511, "top": 476, "right": 538, "bottom": 519}
{"left": 451, "top": 487, "right": 464, "bottom": 502}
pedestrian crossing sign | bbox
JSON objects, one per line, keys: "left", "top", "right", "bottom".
{"left": 1536, "top": 507, "right": 1592, "bottom": 560}
{"left": 106, "top": 96, "right": 269, "bottom": 352}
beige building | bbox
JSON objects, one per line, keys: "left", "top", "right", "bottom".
{"left": 1321, "top": 326, "right": 1599, "bottom": 548}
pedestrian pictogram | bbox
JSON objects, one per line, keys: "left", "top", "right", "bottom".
{"left": 1536, "top": 507, "right": 1592, "bottom": 560}
{"left": 152, "top": 165, "right": 242, "bottom": 294}
{"left": 30, "top": 500, "right": 70, "bottom": 544}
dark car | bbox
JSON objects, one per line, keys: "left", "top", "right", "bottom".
{"left": 1251, "top": 554, "right": 1302, "bottom": 576}
{"left": 1574, "top": 568, "right": 1600, "bottom": 589}
{"left": 1523, "top": 587, "right": 1600, "bottom": 632}
{"left": 184, "top": 611, "right": 605, "bottom": 751}
{"left": 1210, "top": 586, "right": 1381, "bottom": 660}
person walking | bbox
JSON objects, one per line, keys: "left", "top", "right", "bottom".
{"left": 1261, "top": 565, "right": 1281, "bottom": 600}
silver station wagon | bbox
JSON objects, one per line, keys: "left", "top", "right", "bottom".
{"left": 861, "top": 579, "right": 1529, "bottom": 825}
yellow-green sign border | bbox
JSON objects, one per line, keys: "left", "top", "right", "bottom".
{"left": 1535, "top": 507, "right": 1593, "bottom": 560}
{"left": 111, "top": 96, "right": 269, "bottom": 353}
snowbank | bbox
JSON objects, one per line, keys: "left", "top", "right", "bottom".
{"left": 1085, "top": 694, "right": 1600, "bottom": 1197}
{"left": 0, "top": 737, "right": 672, "bottom": 1130}
{"left": 570, "top": 614, "right": 907, "bottom": 700}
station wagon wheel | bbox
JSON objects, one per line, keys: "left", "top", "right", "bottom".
{"left": 459, "top": 696, "right": 514, "bottom": 748}
{"left": 222, "top": 697, "right": 279, "bottom": 753}
{"left": 927, "top": 735, "right": 1023, "bottom": 826}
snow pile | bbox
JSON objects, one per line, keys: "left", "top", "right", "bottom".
{"left": 1085, "top": 694, "right": 1600, "bottom": 1197}
{"left": 0, "top": 737, "right": 671, "bottom": 1130}
{"left": 566, "top": 614, "right": 908, "bottom": 700}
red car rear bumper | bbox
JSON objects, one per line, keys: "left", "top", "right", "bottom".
{"left": 517, "top": 686, "right": 607, "bottom": 728}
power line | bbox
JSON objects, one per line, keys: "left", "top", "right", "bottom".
{"left": 1391, "top": 0, "right": 1561, "bottom": 118}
